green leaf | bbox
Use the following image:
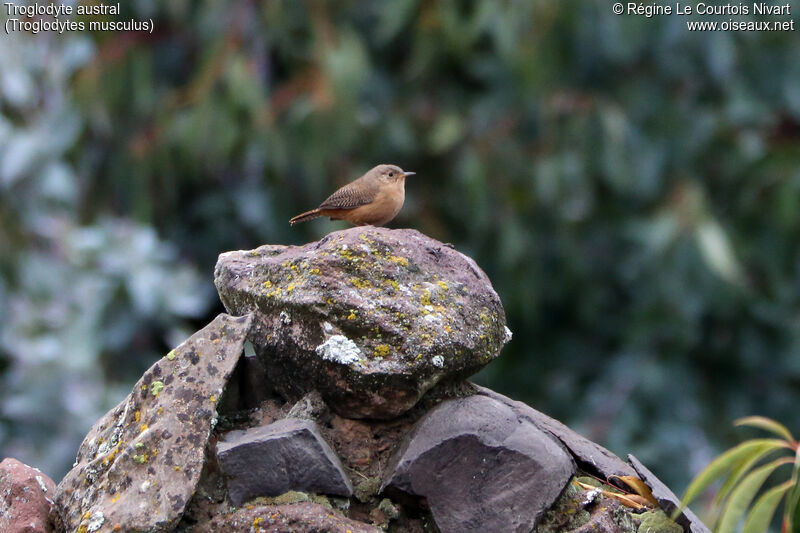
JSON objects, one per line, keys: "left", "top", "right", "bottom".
{"left": 696, "top": 219, "right": 744, "bottom": 286}
{"left": 717, "top": 457, "right": 793, "bottom": 533}
{"left": 785, "top": 480, "right": 800, "bottom": 533}
{"left": 714, "top": 442, "right": 784, "bottom": 507}
{"left": 735, "top": 416, "right": 796, "bottom": 443}
{"left": 741, "top": 480, "right": 792, "bottom": 533}
{"left": 678, "top": 439, "right": 790, "bottom": 514}
{"left": 784, "top": 446, "right": 800, "bottom": 531}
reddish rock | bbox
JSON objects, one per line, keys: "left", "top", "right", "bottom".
{"left": 214, "top": 227, "right": 509, "bottom": 419}
{"left": 0, "top": 458, "right": 56, "bottom": 533}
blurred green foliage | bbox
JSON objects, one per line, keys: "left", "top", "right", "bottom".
{"left": 2, "top": 1, "right": 800, "bottom": 491}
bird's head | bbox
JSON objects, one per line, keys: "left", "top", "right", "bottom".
{"left": 373, "top": 164, "right": 415, "bottom": 183}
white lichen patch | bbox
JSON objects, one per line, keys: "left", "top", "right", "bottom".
{"left": 140, "top": 480, "right": 151, "bottom": 493}
{"left": 583, "top": 487, "right": 602, "bottom": 505}
{"left": 431, "top": 355, "right": 445, "bottom": 368}
{"left": 35, "top": 475, "right": 48, "bottom": 493}
{"left": 504, "top": 326, "right": 513, "bottom": 343}
{"left": 316, "top": 335, "right": 363, "bottom": 366}
{"left": 280, "top": 311, "right": 291, "bottom": 325}
{"left": 323, "top": 321, "right": 334, "bottom": 334}
{"left": 87, "top": 510, "right": 105, "bottom": 532}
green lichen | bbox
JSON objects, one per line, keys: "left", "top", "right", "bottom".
{"left": 374, "top": 344, "right": 391, "bottom": 357}
{"left": 150, "top": 381, "right": 164, "bottom": 397}
{"left": 247, "top": 490, "right": 332, "bottom": 508}
{"left": 166, "top": 349, "right": 177, "bottom": 361}
{"left": 349, "top": 277, "right": 372, "bottom": 289}
{"left": 354, "top": 477, "right": 382, "bottom": 502}
{"left": 337, "top": 246, "right": 356, "bottom": 261}
{"left": 378, "top": 498, "right": 400, "bottom": 519}
{"left": 266, "top": 287, "right": 283, "bottom": 298}
{"left": 420, "top": 289, "right": 432, "bottom": 306}
{"left": 637, "top": 510, "right": 682, "bottom": 533}
{"left": 388, "top": 255, "right": 409, "bottom": 267}
{"left": 534, "top": 483, "right": 592, "bottom": 533}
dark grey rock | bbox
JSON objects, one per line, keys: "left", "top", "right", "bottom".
{"left": 214, "top": 227, "right": 509, "bottom": 419}
{"left": 55, "top": 313, "right": 253, "bottom": 533}
{"left": 381, "top": 394, "right": 575, "bottom": 533}
{"left": 217, "top": 418, "right": 353, "bottom": 505}
{"left": 474, "top": 385, "right": 637, "bottom": 479}
{"left": 628, "top": 455, "right": 711, "bottom": 533}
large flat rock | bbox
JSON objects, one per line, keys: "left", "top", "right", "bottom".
{"left": 381, "top": 394, "right": 575, "bottom": 533}
{"left": 214, "top": 227, "right": 508, "bottom": 419}
{"left": 474, "top": 386, "right": 636, "bottom": 479}
{"left": 55, "top": 313, "right": 252, "bottom": 533}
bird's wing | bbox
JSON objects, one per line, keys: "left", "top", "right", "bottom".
{"left": 318, "top": 177, "right": 379, "bottom": 210}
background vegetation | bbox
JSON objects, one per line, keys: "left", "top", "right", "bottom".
{"left": 3, "top": 1, "right": 800, "bottom": 504}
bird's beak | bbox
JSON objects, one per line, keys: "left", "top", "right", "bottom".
{"left": 403, "top": 171, "right": 416, "bottom": 177}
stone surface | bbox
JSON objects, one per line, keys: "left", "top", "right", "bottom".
{"left": 475, "top": 386, "right": 637, "bottom": 479}
{"left": 217, "top": 418, "right": 353, "bottom": 505}
{"left": 0, "top": 458, "right": 56, "bottom": 533}
{"left": 214, "top": 226, "right": 508, "bottom": 419}
{"left": 181, "top": 502, "right": 381, "bottom": 533}
{"left": 629, "top": 455, "right": 711, "bottom": 533}
{"left": 381, "top": 394, "right": 575, "bottom": 533}
{"left": 55, "top": 313, "right": 253, "bottom": 533}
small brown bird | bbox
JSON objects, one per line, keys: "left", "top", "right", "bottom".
{"left": 290, "top": 164, "right": 415, "bottom": 226}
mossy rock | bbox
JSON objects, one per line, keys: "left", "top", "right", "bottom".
{"left": 215, "top": 227, "right": 509, "bottom": 419}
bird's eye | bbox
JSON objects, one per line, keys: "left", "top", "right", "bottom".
{"left": 388, "top": 172, "right": 394, "bottom": 177}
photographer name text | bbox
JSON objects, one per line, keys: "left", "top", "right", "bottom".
{"left": 625, "top": 2, "right": 789, "bottom": 16}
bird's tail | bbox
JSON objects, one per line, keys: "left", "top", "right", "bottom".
{"left": 289, "top": 208, "right": 323, "bottom": 225}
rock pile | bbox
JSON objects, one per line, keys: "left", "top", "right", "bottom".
{"left": 2, "top": 227, "right": 708, "bottom": 533}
